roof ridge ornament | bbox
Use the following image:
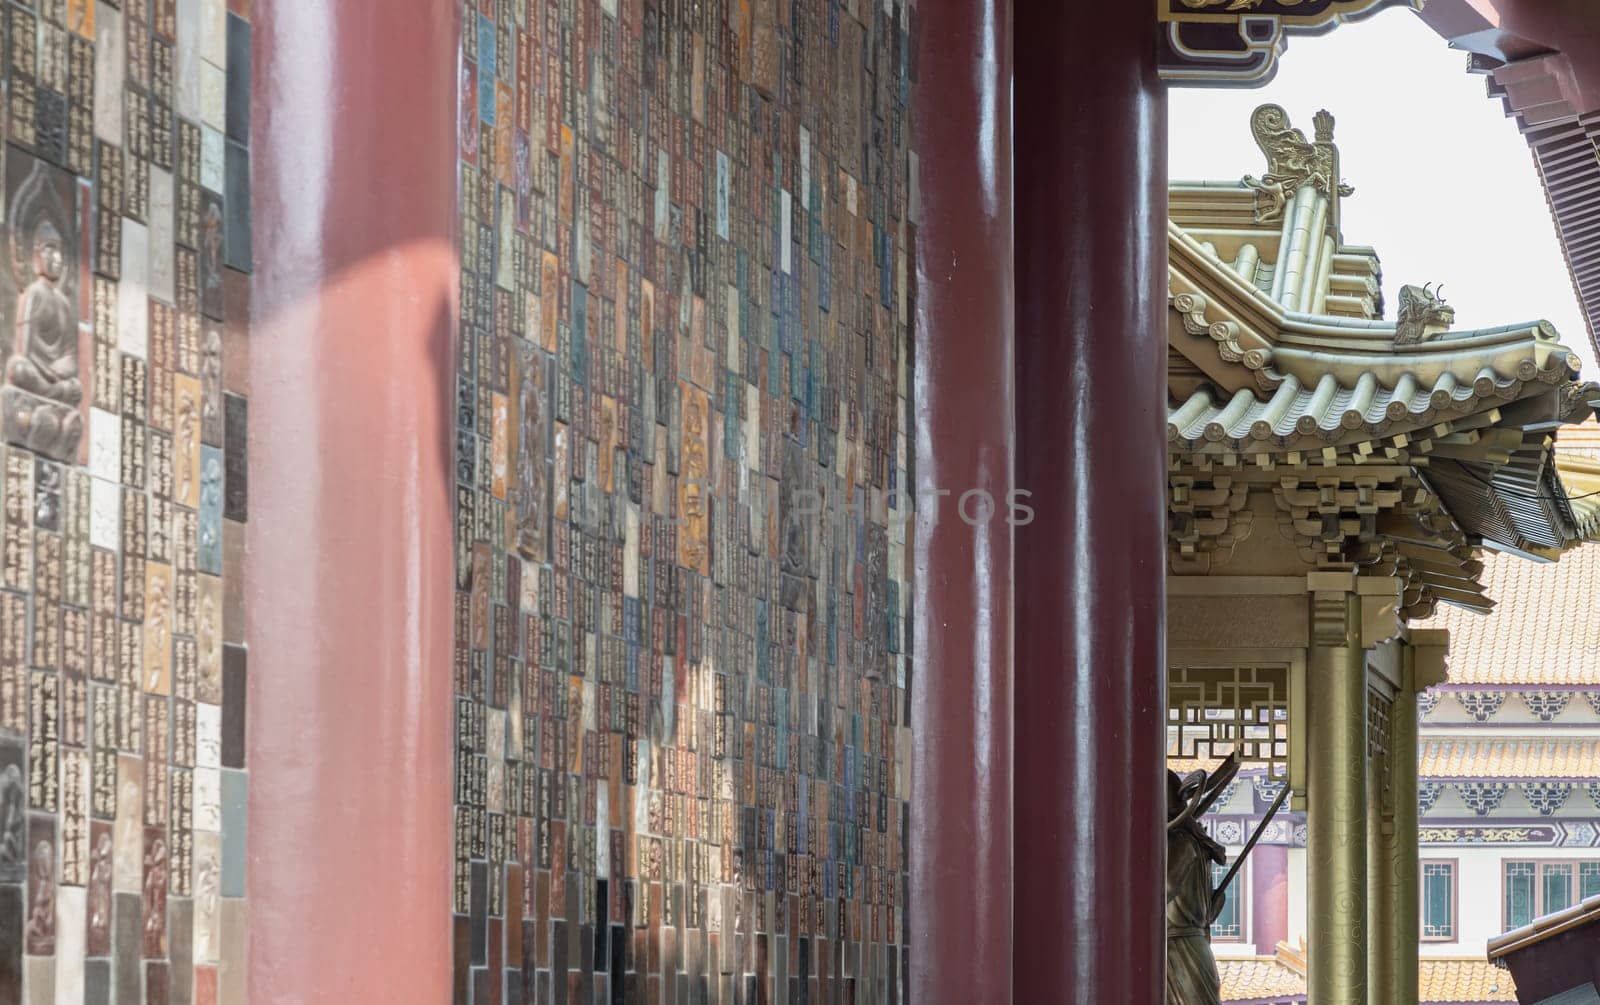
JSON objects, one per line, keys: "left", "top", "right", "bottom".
{"left": 1240, "top": 103, "right": 1354, "bottom": 225}
{"left": 1393, "top": 284, "right": 1455, "bottom": 345}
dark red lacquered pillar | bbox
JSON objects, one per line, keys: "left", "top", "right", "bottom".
{"left": 248, "top": 2, "right": 458, "bottom": 1000}
{"left": 910, "top": 0, "right": 1014, "bottom": 1000}
{"left": 1013, "top": 4, "right": 1168, "bottom": 999}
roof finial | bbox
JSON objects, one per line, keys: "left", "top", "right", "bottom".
{"left": 1241, "top": 104, "right": 1355, "bottom": 225}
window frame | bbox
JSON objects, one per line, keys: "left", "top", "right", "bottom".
{"left": 1210, "top": 857, "right": 1249, "bottom": 944}
{"left": 1420, "top": 858, "right": 1458, "bottom": 943}
{"left": 1503, "top": 859, "right": 1600, "bottom": 929}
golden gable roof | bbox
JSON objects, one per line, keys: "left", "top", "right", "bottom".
{"left": 1169, "top": 105, "right": 1600, "bottom": 618}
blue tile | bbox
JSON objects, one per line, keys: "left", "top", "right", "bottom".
{"left": 221, "top": 769, "right": 248, "bottom": 897}
{"left": 198, "top": 444, "right": 224, "bottom": 574}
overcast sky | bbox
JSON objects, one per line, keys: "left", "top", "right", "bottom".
{"left": 1168, "top": 7, "right": 1597, "bottom": 374}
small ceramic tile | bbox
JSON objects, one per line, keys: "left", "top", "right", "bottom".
{"left": 116, "top": 220, "right": 149, "bottom": 358}
{"left": 91, "top": 5, "right": 123, "bottom": 144}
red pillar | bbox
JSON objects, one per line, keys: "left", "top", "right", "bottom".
{"left": 1013, "top": 4, "right": 1168, "bottom": 999}
{"left": 910, "top": 0, "right": 1014, "bottom": 1000}
{"left": 247, "top": 2, "right": 458, "bottom": 1000}
{"left": 1252, "top": 842, "right": 1291, "bottom": 953}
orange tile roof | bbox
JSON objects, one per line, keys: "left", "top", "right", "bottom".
{"left": 1419, "top": 738, "right": 1600, "bottom": 780}
{"left": 1219, "top": 958, "right": 1516, "bottom": 1003}
{"left": 1219, "top": 958, "right": 1305, "bottom": 1002}
{"left": 1418, "top": 545, "right": 1600, "bottom": 686}
{"left": 1419, "top": 959, "right": 1516, "bottom": 1003}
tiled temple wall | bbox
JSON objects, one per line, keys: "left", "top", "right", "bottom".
{"left": 0, "top": 0, "right": 253, "bottom": 1001}
{"left": 453, "top": 0, "right": 914, "bottom": 1000}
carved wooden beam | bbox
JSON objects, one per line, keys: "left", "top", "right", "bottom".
{"left": 1158, "top": 0, "right": 1422, "bottom": 87}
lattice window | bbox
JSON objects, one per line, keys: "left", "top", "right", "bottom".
{"left": 1523, "top": 782, "right": 1573, "bottom": 816}
{"left": 1168, "top": 663, "right": 1291, "bottom": 778}
{"left": 1582, "top": 863, "right": 1600, "bottom": 900}
{"left": 1504, "top": 861, "right": 1536, "bottom": 929}
{"left": 1418, "top": 782, "right": 1446, "bottom": 815}
{"left": 1523, "top": 692, "right": 1572, "bottom": 722}
{"left": 1369, "top": 689, "right": 1395, "bottom": 819}
{"left": 1458, "top": 782, "right": 1508, "bottom": 816}
{"left": 1421, "top": 861, "right": 1456, "bottom": 940}
{"left": 1211, "top": 862, "right": 1245, "bottom": 941}
{"left": 1457, "top": 692, "right": 1507, "bottom": 723}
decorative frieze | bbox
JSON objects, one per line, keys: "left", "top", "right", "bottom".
{"left": 1457, "top": 782, "right": 1508, "bottom": 817}
{"left": 1457, "top": 691, "right": 1507, "bottom": 723}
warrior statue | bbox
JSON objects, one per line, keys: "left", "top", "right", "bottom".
{"left": 1167, "top": 752, "right": 1240, "bottom": 1005}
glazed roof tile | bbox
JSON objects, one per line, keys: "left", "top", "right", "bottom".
{"left": 1218, "top": 958, "right": 1515, "bottom": 1003}
{"left": 1218, "top": 958, "right": 1306, "bottom": 1003}
{"left": 1418, "top": 959, "right": 1516, "bottom": 1003}
{"left": 1419, "top": 544, "right": 1600, "bottom": 686}
{"left": 1419, "top": 738, "right": 1600, "bottom": 780}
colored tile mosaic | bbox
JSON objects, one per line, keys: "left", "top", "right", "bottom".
{"left": 452, "top": 0, "right": 915, "bottom": 1001}
{"left": 0, "top": 0, "right": 253, "bottom": 1000}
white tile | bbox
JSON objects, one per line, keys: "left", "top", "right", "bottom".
{"left": 117, "top": 221, "right": 148, "bottom": 359}
{"left": 175, "top": 0, "right": 201, "bottom": 119}
{"left": 112, "top": 759, "right": 142, "bottom": 893}
{"left": 193, "top": 831, "right": 220, "bottom": 964}
{"left": 92, "top": 5, "right": 123, "bottom": 144}
{"left": 148, "top": 168, "right": 174, "bottom": 305}
{"left": 624, "top": 504, "right": 639, "bottom": 598}
{"left": 54, "top": 887, "right": 85, "bottom": 1003}
{"left": 199, "top": 58, "right": 226, "bottom": 133}
{"left": 800, "top": 128, "right": 811, "bottom": 210}
{"left": 781, "top": 189, "right": 792, "bottom": 273}
{"left": 194, "top": 766, "right": 221, "bottom": 832}
{"left": 200, "top": 125, "right": 224, "bottom": 194}
{"left": 195, "top": 702, "right": 221, "bottom": 768}
{"left": 87, "top": 409, "right": 120, "bottom": 483}
{"left": 200, "top": 0, "right": 226, "bottom": 68}
{"left": 89, "top": 476, "right": 119, "bottom": 549}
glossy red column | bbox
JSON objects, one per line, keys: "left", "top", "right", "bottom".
{"left": 1013, "top": 4, "right": 1168, "bottom": 999}
{"left": 247, "top": 2, "right": 458, "bottom": 1000}
{"left": 910, "top": 0, "right": 1014, "bottom": 1000}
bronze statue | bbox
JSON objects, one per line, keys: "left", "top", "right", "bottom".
{"left": 1167, "top": 752, "right": 1240, "bottom": 1005}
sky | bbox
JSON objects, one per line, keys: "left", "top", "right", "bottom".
{"left": 1168, "top": 8, "right": 1598, "bottom": 374}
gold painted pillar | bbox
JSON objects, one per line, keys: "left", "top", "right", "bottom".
{"left": 1368, "top": 643, "right": 1418, "bottom": 1005}
{"left": 1308, "top": 573, "right": 1368, "bottom": 1005}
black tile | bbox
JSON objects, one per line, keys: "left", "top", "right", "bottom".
{"left": 223, "top": 139, "right": 251, "bottom": 272}
{"left": 223, "top": 393, "right": 247, "bottom": 521}
{"left": 225, "top": 14, "right": 251, "bottom": 145}
{"left": 114, "top": 892, "right": 142, "bottom": 1003}
{"left": 221, "top": 644, "right": 247, "bottom": 768}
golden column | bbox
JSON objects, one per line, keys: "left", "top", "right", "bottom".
{"left": 1307, "top": 573, "right": 1368, "bottom": 1005}
{"left": 1367, "top": 642, "right": 1419, "bottom": 1005}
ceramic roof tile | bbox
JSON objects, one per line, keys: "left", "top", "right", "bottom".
{"left": 1219, "top": 958, "right": 1306, "bottom": 1002}
{"left": 1418, "top": 544, "right": 1600, "bottom": 686}
{"left": 1419, "top": 738, "right": 1600, "bottom": 780}
{"left": 1219, "top": 958, "right": 1517, "bottom": 1003}
{"left": 1418, "top": 958, "right": 1516, "bottom": 1003}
